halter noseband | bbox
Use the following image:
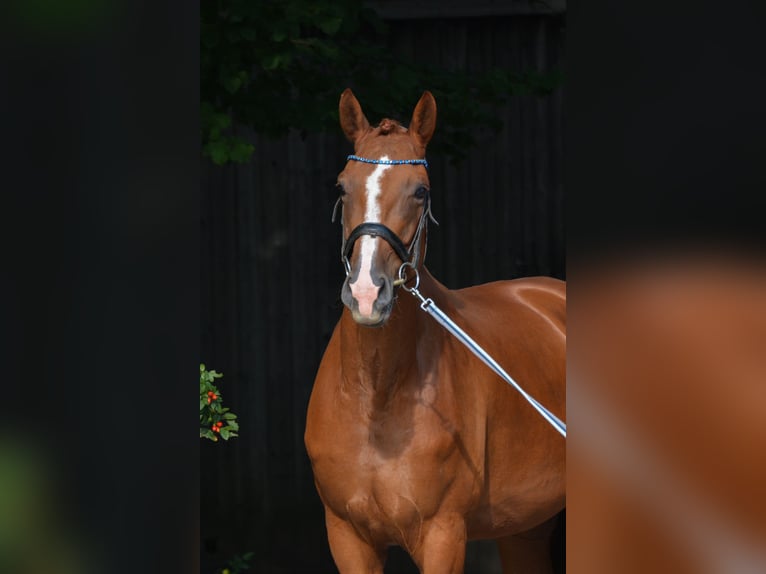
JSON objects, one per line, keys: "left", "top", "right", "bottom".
{"left": 343, "top": 222, "right": 411, "bottom": 263}
{"left": 333, "top": 155, "right": 437, "bottom": 276}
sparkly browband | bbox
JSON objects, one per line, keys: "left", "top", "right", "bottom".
{"left": 347, "top": 155, "right": 429, "bottom": 170}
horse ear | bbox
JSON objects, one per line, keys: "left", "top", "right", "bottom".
{"left": 409, "top": 91, "right": 437, "bottom": 149}
{"left": 339, "top": 88, "right": 370, "bottom": 144}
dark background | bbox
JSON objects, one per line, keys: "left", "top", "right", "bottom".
{"left": 201, "top": 3, "right": 565, "bottom": 573}
{"left": 5, "top": 0, "right": 762, "bottom": 572}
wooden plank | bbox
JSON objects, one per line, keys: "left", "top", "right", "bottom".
{"left": 368, "top": 0, "right": 566, "bottom": 20}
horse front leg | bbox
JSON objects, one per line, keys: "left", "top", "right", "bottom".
{"left": 324, "top": 507, "right": 386, "bottom": 574}
{"left": 412, "top": 513, "right": 467, "bottom": 574}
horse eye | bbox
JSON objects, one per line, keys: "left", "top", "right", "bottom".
{"left": 336, "top": 182, "right": 346, "bottom": 196}
{"left": 414, "top": 186, "right": 429, "bottom": 200}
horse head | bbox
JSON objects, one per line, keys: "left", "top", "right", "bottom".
{"left": 335, "top": 88, "right": 437, "bottom": 326}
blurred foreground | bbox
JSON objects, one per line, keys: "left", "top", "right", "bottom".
{"left": 0, "top": 438, "right": 84, "bottom": 574}
{"left": 569, "top": 249, "right": 766, "bottom": 573}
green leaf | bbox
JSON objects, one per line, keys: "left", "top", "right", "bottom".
{"left": 204, "top": 141, "right": 229, "bottom": 165}
{"left": 222, "top": 75, "right": 243, "bottom": 95}
{"left": 262, "top": 53, "right": 289, "bottom": 71}
{"left": 317, "top": 15, "right": 343, "bottom": 36}
{"left": 229, "top": 141, "right": 254, "bottom": 163}
{"left": 200, "top": 429, "right": 218, "bottom": 441}
{"left": 210, "top": 113, "right": 232, "bottom": 132}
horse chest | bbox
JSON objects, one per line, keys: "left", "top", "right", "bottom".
{"left": 327, "top": 447, "right": 449, "bottom": 545}
{"left": 344, "top": 467, "right": 426, "bottom": 542}
{"left": 313, "top": 403, "right": 468, "bottom": 541}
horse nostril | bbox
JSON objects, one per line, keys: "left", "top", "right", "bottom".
{"left": 376, "top": 275, "right": 393, "bottom": 298}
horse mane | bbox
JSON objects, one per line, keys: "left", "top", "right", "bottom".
{"left": 377, "top": 118, "right": 405, "bottom": 135}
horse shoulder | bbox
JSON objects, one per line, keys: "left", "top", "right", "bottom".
{"left": 440, "top": 275, "right": 567, "bottom": 437}
{"left": 440, "top": 278, "right": 566, "bottom": 533}
{"left": 452, "top": 276, "right": 565, "bottom": 338}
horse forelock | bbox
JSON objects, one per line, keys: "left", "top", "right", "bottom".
{"left": 377, "top": 118, "right": 406, "bottom": 135}
{"left": 355, "top": 123, "right": 420, "bottom": 161}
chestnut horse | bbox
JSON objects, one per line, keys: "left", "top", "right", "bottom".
{"left": 305, "top": 89, "right": 566, "bottom": 573}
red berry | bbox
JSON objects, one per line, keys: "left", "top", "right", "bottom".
{"left": 212, "top": 425, "right": 219, "bottom": 432}
{"left": 207, "top": 391, "right": 214, "bottom": 397}
{"left": 207, "top": 397, "right": 212, "bottom": 404}
{"left": 216, "top": 421, "right": 223, "bottom": 428}
{"left": 211, "top": 394, "right": 218, "bottom": 400}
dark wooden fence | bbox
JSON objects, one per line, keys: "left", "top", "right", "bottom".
{"left": 202, "top": 10, "right": 565, "bottom": 573}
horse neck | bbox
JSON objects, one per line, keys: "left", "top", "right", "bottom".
{"left": 339, "top": 269, "right": 442, "bottom": 396}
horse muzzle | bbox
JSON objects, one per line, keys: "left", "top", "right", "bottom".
{"left": 341, "top": 271, "right": 395, "bottom": 327}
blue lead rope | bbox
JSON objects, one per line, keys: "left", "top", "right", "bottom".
{"left": 422, "top": 298, "right": 566, "bottom": 437}
{"left": 401, "top": 276, "right": 566, "bottom": 438}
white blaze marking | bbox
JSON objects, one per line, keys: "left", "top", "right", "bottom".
{"left": 350, "top": 156, "right": 391, "bottom": 317}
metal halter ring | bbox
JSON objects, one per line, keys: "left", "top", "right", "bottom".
{"left": 395, "top": 261, "right": 420, "bottom": 292}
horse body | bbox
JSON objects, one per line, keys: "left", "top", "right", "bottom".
{"left": 305, "top": 90, "right": 565, "bottom": 573}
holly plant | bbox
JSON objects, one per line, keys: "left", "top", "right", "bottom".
{"left": 200, "top": 364, "right": 239, "bottom": 442}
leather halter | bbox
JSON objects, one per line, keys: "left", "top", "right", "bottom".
{"left": 343, "top": 222, "right": 410, "bottom": 263}
{"left": 332, "top": 155, "right": 437, "bottom": 275}
{"left": 332, "top": 194, "right": 436, "bottom": 274}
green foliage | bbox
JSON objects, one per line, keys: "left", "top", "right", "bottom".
{"left": 201, "top": 0, "right": 563, "bottom": 165}
{"left": 200, "top": 364, "right": 239, "bottom": 442}
{"left": 219, "top": 551, "right": 254, "bottom": 574}
{"left": 0, "top": 442, "right": 81, "bottom": 574}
